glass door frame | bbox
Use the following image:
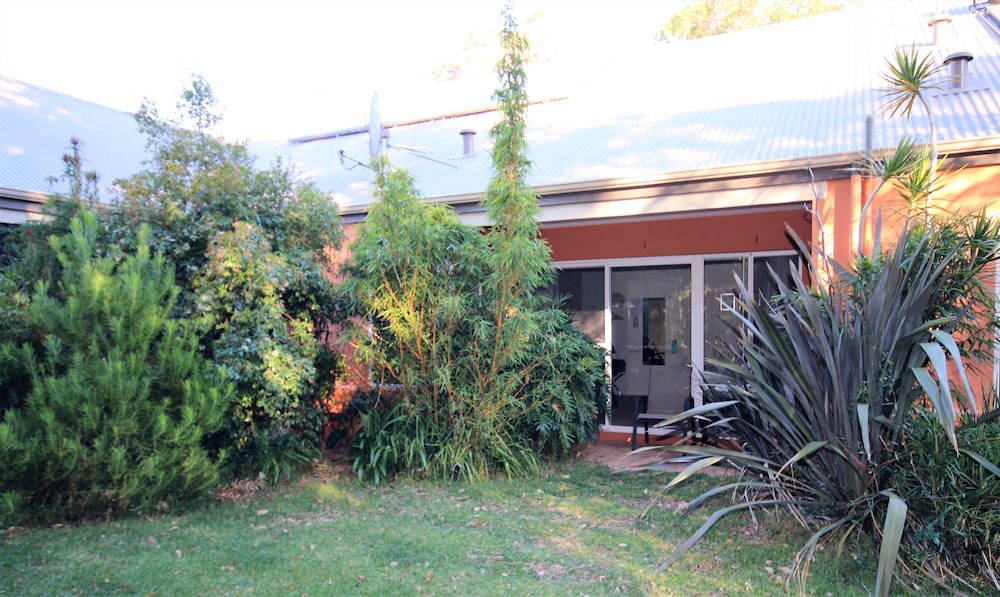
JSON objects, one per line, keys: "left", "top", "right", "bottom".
{"left": 553, "top": 250, "right": 797, "bottom": 432}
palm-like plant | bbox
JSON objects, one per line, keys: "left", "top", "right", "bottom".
{"left": 880, "top": 46, "right": 943, "bottom": 212}
{"left": 858, "top": 135, "right": 921, "bottom": 255}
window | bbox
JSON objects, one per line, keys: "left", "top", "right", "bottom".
{"left": 551, "top": 267, "right": 605, "bottom": 343}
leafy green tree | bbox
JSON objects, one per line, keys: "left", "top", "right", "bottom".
{"left": 107, "top": 75, "right": 344, "bottom": 479}
{"left": 0, "top": 210, "right": 230, "bottom": 524}
{"left": 344, "top": 7, "right": 605, "bottom": 483}
{"left": 657, "top": 0, "right": 844, "bottom": 42}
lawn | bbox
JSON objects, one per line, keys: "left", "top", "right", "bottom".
{"left": 1, "top": 460, "right": 913, "bottom": 596}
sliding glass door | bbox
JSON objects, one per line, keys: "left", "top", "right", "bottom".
{"left": 609, "top": 265, "right": 691, "bottom": 426}
{"left": 551, "top": 252, "right": 796, "bottom": 429}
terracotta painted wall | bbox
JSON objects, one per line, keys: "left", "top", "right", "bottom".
{"left": 327, "top": 223, "right": 368, "bottom": 409}
{"left": 812, "top": 164, "right": 1000, "bottom": 262}
{"left": 543, "top": 207, "right": 812, "bottom": 262}
{"left": 819, "top": 163, "right": 1000, "bottom": 410}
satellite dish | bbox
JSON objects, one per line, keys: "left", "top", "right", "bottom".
{"left": 368, "top": 92, "right": 383, "bottom": 163}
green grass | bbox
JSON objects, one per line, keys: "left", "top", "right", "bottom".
{"left": 0, "top": 461, "right": 928, "bottom": 596}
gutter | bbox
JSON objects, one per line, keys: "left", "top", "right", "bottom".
{"left": 337, "top": 135, "right": 1000, "bottom": 219}
{"left": 0, "top": 187, "right": 49, "bottom": 204}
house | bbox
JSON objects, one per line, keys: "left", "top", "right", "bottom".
{"left": 251, "top": 0, "right": 1000, "bottom": 430}
{"left": 2, "top": 1, "right": 998, "bottom": 434}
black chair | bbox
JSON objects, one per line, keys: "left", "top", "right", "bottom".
{"left": 631, "top": 395, "right": 696, "bottom": 451}
{"left": 611, "top": 358, "right": 626, "bottom": 405}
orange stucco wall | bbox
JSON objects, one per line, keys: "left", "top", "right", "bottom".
{"left": 827, "top": 162, "right": 1000, "bottom": 259}
{"left": 543, "top": 207, "right": 812, "bottom": 262}
{"left": 817, "top": 162, "right": 1000, "bottom": 410}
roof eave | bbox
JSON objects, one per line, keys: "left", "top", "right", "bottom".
{"left": 337, "top": 135, "right": 1000, "bottom": 217}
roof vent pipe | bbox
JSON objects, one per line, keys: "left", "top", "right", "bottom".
{"left": 943, "top": 51, "right": 974, "bottom": 89}
{"left": 460, "top": 129, "right": 476, "bottom": 156}
{"left": 927, "top": 14, "right": 951, "bottom": 46}
{"left": 864, "top": 114, "right": 874, "bottom": 162}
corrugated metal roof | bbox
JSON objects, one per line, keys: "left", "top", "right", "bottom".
{"left": 0, "top": 76, "right": 145, "bottom": 199}
{"left": 251, "top": 0, "right": 1000, "bottom": 211}
{"left": 2, "top": 1, "right": 998, "bottom": 214}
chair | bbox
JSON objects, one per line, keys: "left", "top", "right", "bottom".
{"left": 631, "top": 393, "right": 697, "bottom": 451}
{"left": 610, "top": 358, "right": 626, "bottom": 405}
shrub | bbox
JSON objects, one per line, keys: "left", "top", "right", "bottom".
{"left": 882, "top": 405, "right": 1000, "bottom": 588}
{"left": 0, "top": 211, "right": 231, "bottom": 523}
{"left": 343, "top": 164, "right": 544, "bottom": 482}
{"left": 516, "top": 308, "right": 606, "bottom": 457}
{"left": 344, "top": 11, "right": 606, "bottom": 481}
{"left": 106, "top": 75, "right": 344, "bottom": 478}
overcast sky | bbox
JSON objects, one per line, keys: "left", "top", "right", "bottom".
{"left": 0, "top": 0, "right": 681, "bottom": 141}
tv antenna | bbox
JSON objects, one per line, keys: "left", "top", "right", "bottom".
{"left": 337, "top": 91, "right": 458, "bottom": 170}
{"left": 368, "top": 91, "right": 384, "bottom": 164}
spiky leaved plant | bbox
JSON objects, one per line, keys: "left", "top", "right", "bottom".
{"left": 651, "top": 214, "right": 999, "bottom": 595}
{"left": 880, "top": 45, "right": 944, "bottom": 217}
{"left": 651, "top": 41, "right": 998, "bottom": 595}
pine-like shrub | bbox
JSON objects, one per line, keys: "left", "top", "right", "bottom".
{"left": 0, "top": 211, "right": 231, "bottom": 523}
{"left": 343, "top": 10, "right": 607, "bottom": 483}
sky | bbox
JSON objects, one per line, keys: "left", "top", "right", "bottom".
{"left": 0, "top": 0, "right": 682, "bottom": 142}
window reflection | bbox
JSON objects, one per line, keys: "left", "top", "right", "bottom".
{"left": 642, "top": 297, "right": 665, "bottom": 365}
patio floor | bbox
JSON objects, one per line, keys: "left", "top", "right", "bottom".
{"left": 579, "top": 431, "right": 734, "bottom": 476}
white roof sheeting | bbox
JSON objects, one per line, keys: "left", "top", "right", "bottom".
{"left": 0, "top": 76, "right": 145, "bottom": 200}
{"left": 2, "top": 1, "right": 999, "bottom": 217}
{"left": 251, "top": 0, "right": 1000, "bottom": 212}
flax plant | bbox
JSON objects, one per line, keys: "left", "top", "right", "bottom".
{"left": 653, "top": 216, "right": 999, "bottom": 594}
{"left": 652, "top": 42, "right": 999, "bottom": 595}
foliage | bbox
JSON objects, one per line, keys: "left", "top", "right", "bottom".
{"left": 656, "top": 0, "right": 844, "bottom": 42}
{"left": 342, "top": 161, "right": 527, "bottom": 482}
{"left": 0, "top": 138, "right": 102, "bottom": 350}
{"left": 106, "top": 75, "right": 344, "bottom": 479}
{"left": 652, "top": 214, "right": 1000, "bottom": 595}
{"left": 519, "top": 308, "right": 608, "bottom": 457}
{"left": 0, "top": 211, "right": 231, "bottom": 524}
{"left": 882, "top": 406, "right": 1000, "bottom": 591}
{"left": 878, "top": 45, "right": 944, "bottom": 213}
{"left": 341, "top": 165, "right": 487, "bottom": 402}
{"left": 194, "top": 221, "right": 328, "bottom": 482}
{"left": 344, "top": 8, "right": 604, "bottom": 483}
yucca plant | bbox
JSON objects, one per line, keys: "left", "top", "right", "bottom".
{"left": 651, "top": 214, "right": 999, "bottom": 595}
